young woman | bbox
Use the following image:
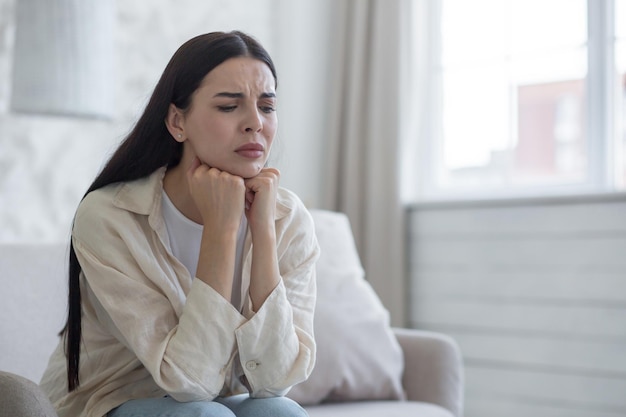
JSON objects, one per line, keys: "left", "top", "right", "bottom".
{"left": 40, "top": 31, "right": 319, "bottom": 417}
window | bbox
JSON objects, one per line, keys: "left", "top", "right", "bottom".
{"left": 419, "top": 0, "right": 626, "bottom": 200}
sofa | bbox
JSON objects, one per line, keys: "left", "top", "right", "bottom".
{"left": 0, "top": 209, "right": 463, "bottom": 417}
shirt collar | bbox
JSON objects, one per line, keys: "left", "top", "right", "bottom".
{"left": 112, "top": 167, "right": 166, "bottom": 215}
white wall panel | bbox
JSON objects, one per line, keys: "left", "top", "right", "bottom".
{"left": 409, "top": 196, "right": 626, "bottom": 417}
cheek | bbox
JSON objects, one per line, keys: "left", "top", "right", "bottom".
{"left": 190, "top": 117, "right": 230, "bottom": 145}
{"left": 265, "top": 116, "right": 278, "bottom": 141}
{"left": 200, "top": 116, "right": 227, "bottom": 135}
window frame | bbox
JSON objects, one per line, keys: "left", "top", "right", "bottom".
{"left": 416, "top": 0, "right": 624, "bottom": 202}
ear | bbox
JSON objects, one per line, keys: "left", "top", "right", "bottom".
{"left": 165, "top": 103, "right": 186, "bottom": 143}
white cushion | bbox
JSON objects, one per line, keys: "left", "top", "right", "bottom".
{"left": 287, "top": 210, "right": 405, "bottom": 405}
{"left": 0, "top": 244, "right": 67, "bottom": 383}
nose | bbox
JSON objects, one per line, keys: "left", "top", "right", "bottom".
{"left": 243, "top": 108, "right": 263, "bottom": 133}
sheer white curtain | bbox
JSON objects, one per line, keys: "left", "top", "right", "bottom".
{"left": 322, "top": 0, "right": 417, "bottom": 326}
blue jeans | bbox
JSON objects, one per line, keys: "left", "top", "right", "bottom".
{"left": 108, "top": 394, "right": 308, "bottom": 417}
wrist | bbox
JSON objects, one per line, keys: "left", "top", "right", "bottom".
{"left": 202, "top": 228, "right": 239, "bottom": 250}
{"left": 249, "top": 223, "right": 276, "bottom": 243}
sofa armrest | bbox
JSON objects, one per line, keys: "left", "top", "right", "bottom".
{"left": 0, "top": 371, "right": 58, "bottom": 417}
{"left": 393, "top": 328, "right": 464, "bottom": 417}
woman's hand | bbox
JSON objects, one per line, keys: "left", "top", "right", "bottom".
{"left": 244, "top": 167, "right": 281, "bottom": 311}
{"left": 187, "top": 157, "right": 246, "bottom": 300}
{"left": 186, "top": 157, "right": 246, "bottom": 233}
{"left": 244, "top": 167, "right": 280, "bottom": 234}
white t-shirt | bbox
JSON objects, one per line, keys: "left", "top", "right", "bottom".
{"left": 161, "top": 190, "right": 247, "bottom": 309}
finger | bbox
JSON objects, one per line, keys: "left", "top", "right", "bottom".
{"left": 246, "top": 188, "right": 255, "bottom": 203}
{"left": 244, "top": 188, "right": 254, "bottom": 211}
{"left": 245, "top": 178, "right": 276, "bottom": 198}
{"left": 260, "top": 167, "right": 281, "bottom": 177}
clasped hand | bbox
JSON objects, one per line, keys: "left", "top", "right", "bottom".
{"left": 186, "top": 157, "right": 279, "bottom": 235}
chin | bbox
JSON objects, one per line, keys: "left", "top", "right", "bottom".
{"left": 221, "top": 164, "right": 263, "bottom": 179}
{"left": 200, "top": 158, "right": 262, "bottom": 178}
{"left": 239, "top": 167, "right": 263, "bottom": 179}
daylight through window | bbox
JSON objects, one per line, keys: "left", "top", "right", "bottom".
{"left": 420, "top": 0, "right": 626, "bottom": 200}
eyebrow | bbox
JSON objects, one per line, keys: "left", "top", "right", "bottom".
{"left": 213, "top": 92, "right": 276, "bottom": 99}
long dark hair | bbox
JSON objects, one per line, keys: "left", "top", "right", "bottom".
{"left": 63, "top": 31, "right": 277, "bottom": 391}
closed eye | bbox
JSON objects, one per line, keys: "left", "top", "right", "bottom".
{"left": 260, "top": 106, "right": 276, "bottom": 114}
{"left": 218, "top": 105, "right": 237, "bottom": 112}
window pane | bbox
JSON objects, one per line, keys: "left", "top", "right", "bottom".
{"left": 442, "top": 0, "right": 510, "bottom": 65}
{"left": 510, "top": 0, "right": 586, "bottom": 53}
{"left": 517, "top": 80, "right": 586, "bottom": 184}
{"left": 441, "top": 65, "right": 511, "bottom": 186}
{"left": 435, "top": 0, "right": 588, "bottom": 193}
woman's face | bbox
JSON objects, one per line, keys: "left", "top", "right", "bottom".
{"left": 173, "top": 57, "right": 277, "bottom": 179}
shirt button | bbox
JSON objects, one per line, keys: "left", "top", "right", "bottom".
{"left": 245, "top": 360, "right": 258, "bottom": 371}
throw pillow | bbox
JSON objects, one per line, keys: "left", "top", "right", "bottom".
{"left": 287, "top": 210, "right": 405, "bottom": 405}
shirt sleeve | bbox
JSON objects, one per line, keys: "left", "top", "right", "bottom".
{"left": 234, "top": 202, "right": 320, "bottom": 397}
{"left": 73, "top": 221, "right": 246, "bottom": 402}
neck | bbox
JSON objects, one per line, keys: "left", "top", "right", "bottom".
{"left": 163, "top": 164, "right": 204, "bottom": 225}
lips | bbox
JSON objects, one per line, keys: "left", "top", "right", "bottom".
{"left": 235, "top": 143, "right": 265, "bottom": 158}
